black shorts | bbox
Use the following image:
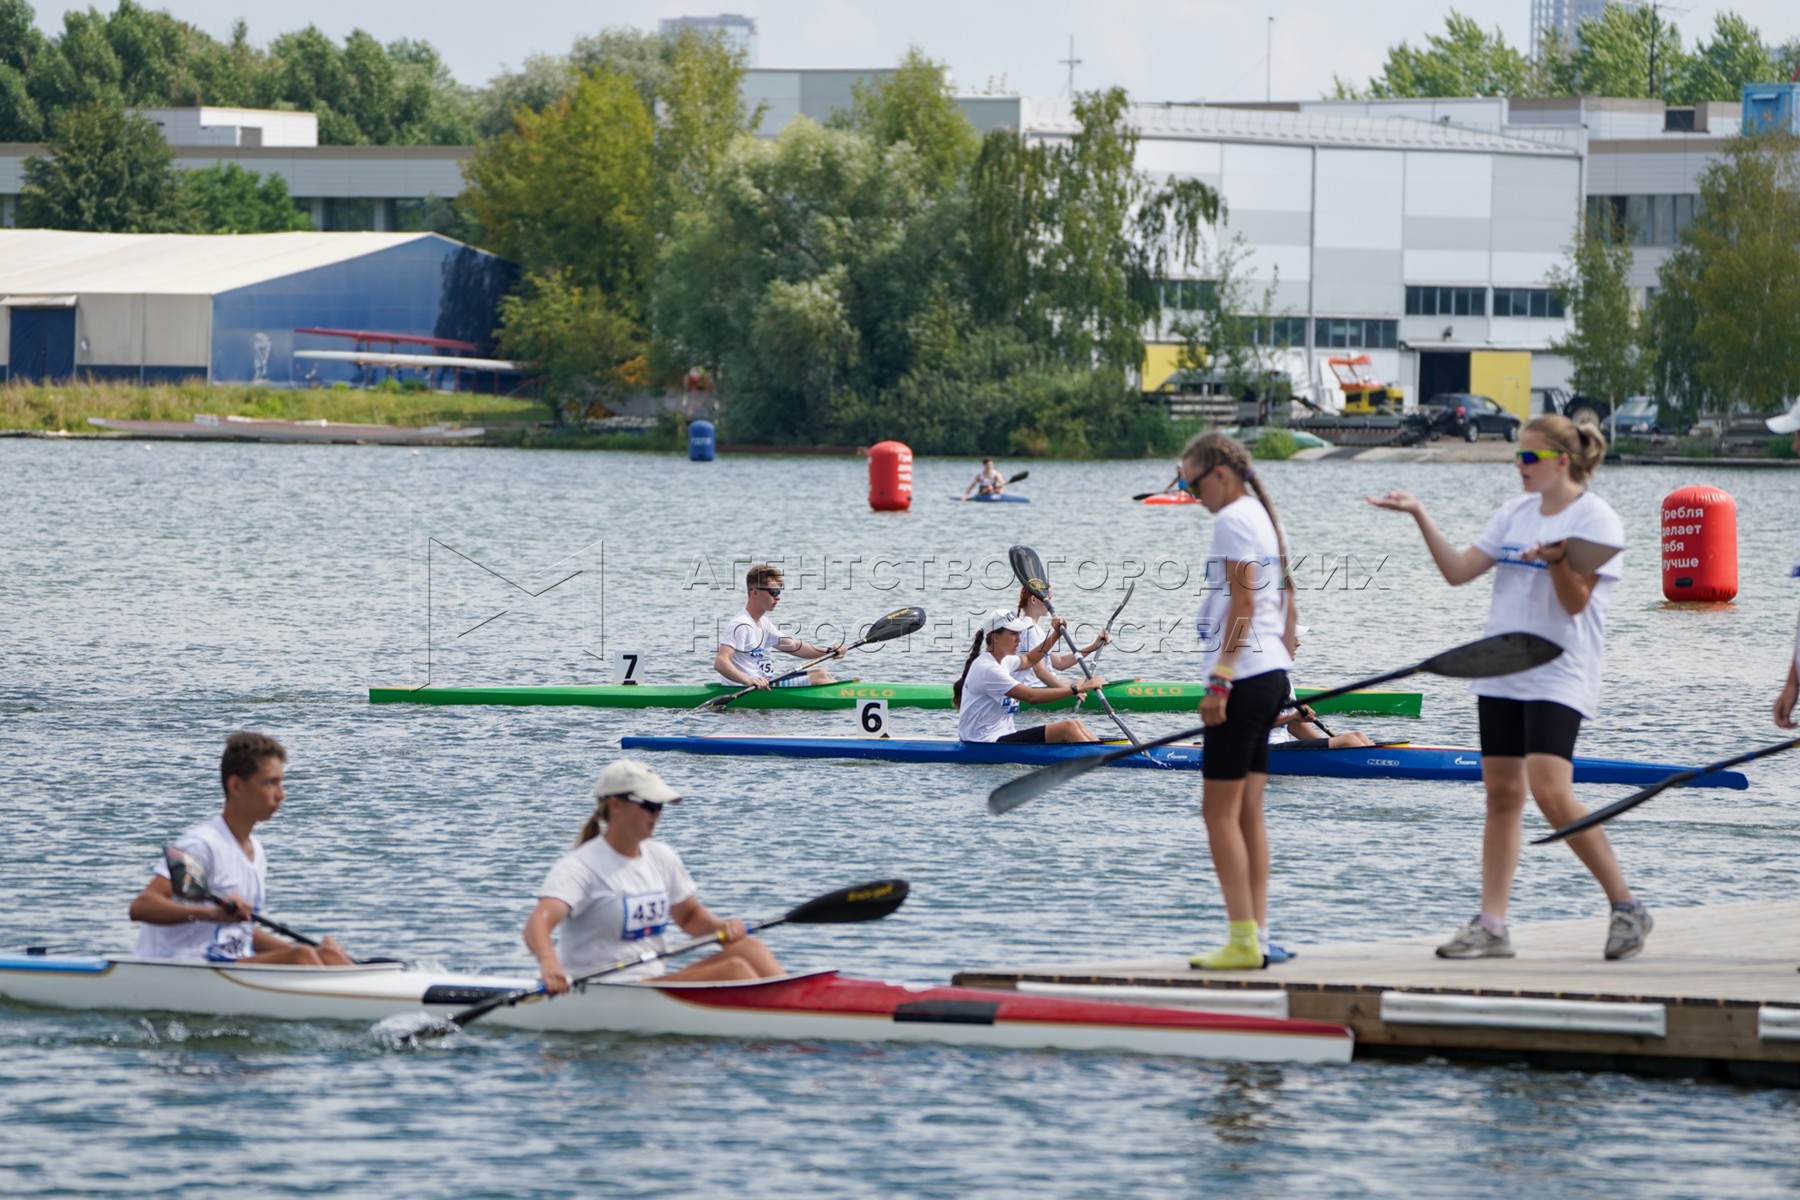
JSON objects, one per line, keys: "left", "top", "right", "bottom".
{"left": 1269, "top": 736, "right": 1330, "bottom": 751}
{"left": 996, "top": 726, "right": 1049, "bottom": 744}
{"left": 1202, "top": 669, "right": 1289, "bottom": 781}
{"left": 1477, "top": 697, "right": 1583, "bottom": 761}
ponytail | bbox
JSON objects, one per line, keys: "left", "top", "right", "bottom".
{"left": 1523, "top": 415, "right": 1606, "bottom": 484}
{"left": 576, "top": 796, "right": 614, "bottom": 846}
{"left": 951, "top": 631, "right": 986, "bottom": 709}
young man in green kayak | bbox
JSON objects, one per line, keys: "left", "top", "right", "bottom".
{"left": 713, "top": 563, "right": 846, "bottom": 689}
{"left": 128, "top": 732, "right": 354, "bottom": 966}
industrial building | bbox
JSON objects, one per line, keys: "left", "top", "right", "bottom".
{"left": 0, "top": 230, "right": 513, "bottom": 386}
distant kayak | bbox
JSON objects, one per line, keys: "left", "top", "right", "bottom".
{"left": 955, "top": 493, "right": 1030, "bottom": 504}
{"left": 1142, "top": 492, "right": 1196, "bottom": 505}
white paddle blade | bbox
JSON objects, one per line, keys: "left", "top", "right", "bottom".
{"left": 163, "top": 846, "right": 210, "bottom": 901}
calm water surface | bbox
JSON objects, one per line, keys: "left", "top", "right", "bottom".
{"left": 2, "top": 439, "right": 1798, "bottom": 1197}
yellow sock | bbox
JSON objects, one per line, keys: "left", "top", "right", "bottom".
{"left": 1190, "top": 920, "right": 1265, "bottom": 970}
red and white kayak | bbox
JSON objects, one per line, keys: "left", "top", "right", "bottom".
{"left": 1142, "top": 492, "right": 1196, "bottom": 505}
{"left": 0, "top": 955, "right": 1350, "bottom": 1064}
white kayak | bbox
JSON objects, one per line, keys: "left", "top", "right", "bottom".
{"left": 0, "top": 954, "right": 1351, "bottom": 1064}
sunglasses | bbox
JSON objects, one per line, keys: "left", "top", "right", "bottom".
{"left": 624, "top": 794, "right": 665, "bottom": 814}
{"left": 758, "top": 587, "right": 783, "bottom": 597}
{"left": 1514, "top": 449, "right": 1564, "bottom": 465}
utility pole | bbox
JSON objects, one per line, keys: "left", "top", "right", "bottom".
{"left": 1060, "top": 35, "right": 1082, "bottom": 97}
{"left": 1266, "top": 17, "right": 1274, "bottom": 102}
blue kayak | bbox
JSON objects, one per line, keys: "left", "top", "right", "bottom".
{"left": 954, "top": 493, "right": 1030, "bottom": 503}
{"left": 617, "top": 735, "right": 1750, "bottom": 789}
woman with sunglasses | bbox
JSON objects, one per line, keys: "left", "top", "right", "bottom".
{"left": 524, "top": 759, "right": 782, "bottom": 995}
{"left": 1366, "top": 415, "right": 1652, "bottom": 962}
{"left": 1181, "top": 432, "right": 1299, "bottom": 971}
{"left": 954, "top": 610, "right": 1106, "bottom": 743}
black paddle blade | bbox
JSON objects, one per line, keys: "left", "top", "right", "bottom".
{"left": 1008, "top": 545, "right": 1051, "bottom": 599}
{"left": 864, "top": 606, "right": 927, "bottom": 644}
{"left": 1418, "top": 632, "right": 1562, "bottom": 679}
{"left": 1534, "top": 735, "right": 1800, "bottom": 845}
{"left": 1007, "top": 470, "right": 1030, "bottom": 484}
{"left": 164, "top": 846, "right": 210, "bottom": 902}
{"left": 782, "top": 879, "right": 909, "bottom": 924}
{"left": 988, "top": 758, "right": 1099, "bottom": 816}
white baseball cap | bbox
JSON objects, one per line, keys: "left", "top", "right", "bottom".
{"left": 980, "top": 609, "right": 1035, "bottom": 635}
{"left": 1767, "top": 399, "right": 1800, "bottom": 434}
{"left": 593, "top": 759, "right": 683, "bottom": 804}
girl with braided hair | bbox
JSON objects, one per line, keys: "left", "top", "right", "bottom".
{"left": 1182, "top": 432, "right": 1299, "bottom": 970}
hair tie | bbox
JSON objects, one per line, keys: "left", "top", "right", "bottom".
{"left": 1242, "top": 465, "right": 1257, "bottom": 481}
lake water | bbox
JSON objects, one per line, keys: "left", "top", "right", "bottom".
{"left": 2, "top": 438, "right": 1798, "bottom": 1197}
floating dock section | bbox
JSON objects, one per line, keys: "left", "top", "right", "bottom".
{"left": 953, "top": 901, "right": 1800, "bottom": 1085}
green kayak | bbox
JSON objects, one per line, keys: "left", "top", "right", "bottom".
{"left": 368, "top": 680, "right": 1422, "bottom": 717}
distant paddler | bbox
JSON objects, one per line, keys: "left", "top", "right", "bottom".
{"left": 713, "top": 563, "right": 845, "bottom": 690}
{"left": 525, "top": 760, "right": 783, "bottom": 993}
{"left": 954, "top": 610, "right": 1107, "bottom": 744}
{"left": 961, "top": 457, "right": 1006, "bottom": 501}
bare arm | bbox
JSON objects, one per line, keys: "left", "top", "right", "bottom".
{"left": 1775, "top": 658, "right": 1798, "bottom": 730}
{"left": 1364, "top": 491, "right": 1494, "bottom": 586}
{"left": 713, "top": 643, "right": 768, "bottom": 688}
{"left": 775, "top": 635, "right": 845, "bottom": 660}
{"left": 128, "top": 874, "right": 242, "bottom": 925}
{"left": 524, "top": 896, "right": 573, "bottom": 993}
{"left": 1008, "top": 677, "right": 1106, "bottom": 706}
{"left": 1522, "top": 541, "right": 1600, "bottom": 615}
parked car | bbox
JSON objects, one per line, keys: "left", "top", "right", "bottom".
{"left": 1530, "top": 385, "right": 1612, "bottom": 427}
{"left": 1606, "top": 396, "right": 1662, "bottom": 437}
{"left": 1423, "top": 393, "right": 1522, "bottom": 442}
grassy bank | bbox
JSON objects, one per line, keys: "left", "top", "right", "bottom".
{"left": 0, "top": 382, "right": 554, "bottom": 432}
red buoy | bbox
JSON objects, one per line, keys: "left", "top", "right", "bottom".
{"left": 1661, "top": 485, "right": 1737, "bottom": 602}
{"left": 868, "top": 441, "right": 913, "bottom": 512}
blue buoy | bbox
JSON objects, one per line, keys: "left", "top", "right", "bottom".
{"left": 688, "top": 420, "right": 715, "bottom": 462}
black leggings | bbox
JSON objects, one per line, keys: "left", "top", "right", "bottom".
{"left": 1201, "top": 670, "right": 1289, "bottom": 781}
{"left": 996, "top": 726, "right": 1049, "bottom": 744}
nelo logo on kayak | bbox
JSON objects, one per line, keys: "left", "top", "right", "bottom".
{"left": 1369, "top": 759, "right": 1401, "bottom": 767}
{"left": 837, "top": 687, "right": 898, "bottom": 699}
{"left": 1124, "top": 685, "right": 1189, "bottom": 697}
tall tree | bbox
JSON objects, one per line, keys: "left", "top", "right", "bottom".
{"left": 1548, "top": 213, "right": 1652, "bottom": 412}
{"left": 19, "top": 102, "right": 179, "bottom": 230}
{"left": 843, "top": 47, "right": 979, "bottom": 195}
{"left": 1678, "top": 12, "right": 1777, "bottom": 104}
{"left": 1336, "top": 11, "right": 1534, "bottom": 100}
{"left": 1563, "top": 3, "right": 1692, "bottom": 101}
{"left": 1682, "top": 133, "right": 1800, "bottom": 413}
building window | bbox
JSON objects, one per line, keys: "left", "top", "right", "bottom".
{"left": 1587, "top": 195, "right": 1697, "bottom": 247}
{"left": 1313, "top": 318, "right": 1397, "bottom": 349}
{"left": 1405, "top": 286, "right": 1487, "bottom": 317}
{"left": 1156, "top": 279, "right": 1219, "bottom": 311}
{"left": 1492, "top": 288, "right": 1565, "bottom": 319}
{"left": 324, "top": 198, "right": 376, "bottom": 232}
{"left": 1250, "top": 316, "right": 1309, "bottom": 347}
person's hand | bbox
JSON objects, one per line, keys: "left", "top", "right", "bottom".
{"left": 1048, "top": 617, "right": 1068, "bottom": 636}
{"left": 750, "top": 675, "right": 771, "bottom": 690}
{"left": 716, "top": 917, "right": 747, "bottom": 944}
{"left": 215, "top": 892, "right": 253, "bottom": 922}
{"left": 1777, "top": 678, "right": 1798, "bottom": 729}
{"left": 539, "top": 958, "right": 570, "bottom": 995}
{"left": 1364, "top": 490, "right": 1422, "bottom": 516}
{"left": 1201, "top": 690, "right": 1228, "bottom": 727}
{"left": 1079, "top": 676, "right": 1107, "bottom": 693}
{"left": 829, "top": 643, "right": 847, "bottom": 660}
{"left": 1521, "top": 539, "right": 1568, "bottom": 565}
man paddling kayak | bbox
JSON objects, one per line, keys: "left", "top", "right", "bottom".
{"left": 961, "top": 457, "right": 1007, "bottom": 501}
{"left": 524, "top": 759, "right": 782, "bottom": 992}
{"left": 128, "top": 732, "right": 353, "bottom": 966}
{"left": 713, "top": 563, "right": 845, "bottom": 689}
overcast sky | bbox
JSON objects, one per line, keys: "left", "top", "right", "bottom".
{"left": 51, "top": 0, "right": 1800, "bottom": 101}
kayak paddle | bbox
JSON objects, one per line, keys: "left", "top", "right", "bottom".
{"left": 1009, "top": 545, "right": 1141, "bottom": 746}
{"left": 1533, "top": 735, "right": 1800, "bottom": 845}
{"left": 164, "top": 845, "right": 326, "bottom": 948}
{"left": 987, "top": 632, "right": 1564, "bottom": 815}
{"left": 412, "top": 879, "right": 910, "bottom": 1042}
{"left": 1072, "top": 582, "right": 1134, "bottom": 713}
{"left": 703, "top": 606, "right": 926, "bottom": 711}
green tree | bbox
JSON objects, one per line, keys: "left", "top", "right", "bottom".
{"left": 18, "top": 102, "right": 179, "bottom": 230}
{"left": 1169, "top": 235, "right": 1288, "bottom": 401}
{"left": 1644, "top": 246, "right": 1719, "bottom": 424}
{"left": 843, "top": 47, "right": 979, "bottom": 194}
{"left": 1678, "top": 12, "right": 1776, "bottom": 104}
{"left": 176, "top": 162, "right": 311, "bottom": 232}
{"left": 1562, "top": 3, "right": 1692, "bottom": 101}
{"left": 1548, "top": 213, "right": 1652, "bottom": 411}
{"left": 497, "top": 268, "right": 644, "bottom": 418}
{"left": 650, "top": 28, "right": 750, "bottom": 236}
{"left": 1336, "top": 12, "right": 1534, "bottom": 99}
{"left": 1681, "top": 133, "right": 1800, "bottom": 413}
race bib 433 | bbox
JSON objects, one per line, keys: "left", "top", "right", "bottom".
{"left": 622, "top": 890, "right": 670, "bottom": 941}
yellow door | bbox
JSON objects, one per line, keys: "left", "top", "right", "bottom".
{"left": 1469, "top": 352, "right": 1531, "bottom": 421}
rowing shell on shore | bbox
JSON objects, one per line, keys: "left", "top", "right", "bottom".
{"left": 0, "top": 956, "right": 1351, "bottom": 1064}
{"left": 617, "top": 735, "right": 1751, "bottom": 789}
{"left": 368, "top": 680, "right": 1425, "bottom": 718}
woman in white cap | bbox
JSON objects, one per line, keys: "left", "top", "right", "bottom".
{"left": 523, "top": 759, "right": 782, "bottom": 994}
{"left": 953, "top": 609, "right": 1108, "bottom": 743}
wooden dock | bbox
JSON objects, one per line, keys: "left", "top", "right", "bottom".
{"left": 953, "top": 902, "right": 1800, "bottom": 1085}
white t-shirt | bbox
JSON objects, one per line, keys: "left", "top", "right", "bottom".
{"left": 960, "top": 652, "right": 1028, "bottom": 742}
{"left": 1193, "top": 496, "right": 1295, "bottom": 680}
{"left": 1472, "top": 490, "right": 1624, "bottom": 719}
{"left": 1011, "top": 622, "right": 1054, "bottom": 685}
{"left": 538, "top": 837, "right": 698, "bottom": 981}
{"left": 133, "top": 815, "right": 264, "bottom": 962}
{"left": 720, "top": 608, "right": 785, "bottom": 683}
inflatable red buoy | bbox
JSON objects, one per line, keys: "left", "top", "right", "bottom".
{"left": 1661, "top": 485, "right": 1737, "bottom": 602}
{"left": 868, "top": 440, "right": 913, "bottom": 512}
